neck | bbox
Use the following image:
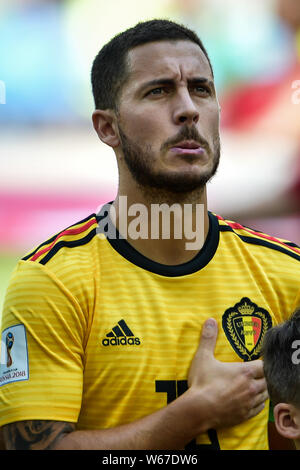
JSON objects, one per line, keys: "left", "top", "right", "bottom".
{"left": 111, "top": 184, "right": 209, "bottom": 265}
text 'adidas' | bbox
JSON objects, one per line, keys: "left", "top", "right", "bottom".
{"left": 102, "top": 319, "right": 141, "bottom": 347}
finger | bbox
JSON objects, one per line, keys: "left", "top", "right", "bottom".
{"left": 247, "top": 400, "right": 266, "bottom": 420}
{"left": 245, "top": 359, "right": 265, "bottom": 379}
{"left": 252, "top": 389, "right": 269, "bottom": 409}
{"left": 196, "top": 318, "right": 218, "bottom": 358}
{"left": 253, "top": 377, "right": 268, "bottom": 395}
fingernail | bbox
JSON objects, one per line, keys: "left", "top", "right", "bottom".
{"left": 203, "top": 319, "right": 216, "bottom": 337}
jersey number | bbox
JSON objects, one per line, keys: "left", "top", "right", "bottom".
{"left": 155, "top": 380, "right": 220, "bottom": 450}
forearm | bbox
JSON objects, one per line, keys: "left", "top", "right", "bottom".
{"left": 54, "top": 388, "right": 210, "bottom": 450}
{"left": 3, "top": 319, "right": 269, "bottom": 450}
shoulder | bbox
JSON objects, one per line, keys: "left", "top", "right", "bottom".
{"left": 6, "top": 213, "right": 101, "bottom": 297}
{"left": 2, "top": 214, "right": 100, "bottom": 327}
{"left": 214, "top": 213, "right": 300, "bottom": 263}
{"left": 21, "top": 213, "right": 99, "bottom": 266}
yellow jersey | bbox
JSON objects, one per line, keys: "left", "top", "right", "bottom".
{"left": 1, "top": 209, "right": 300, "bottom": 450}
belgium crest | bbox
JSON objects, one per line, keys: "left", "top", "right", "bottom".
{"left": 222, "top": 297, "right": 272, "bottom": 361}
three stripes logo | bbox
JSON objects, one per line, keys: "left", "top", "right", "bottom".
{"left": 102, "top": 319, "right": 141, "bottom": 347}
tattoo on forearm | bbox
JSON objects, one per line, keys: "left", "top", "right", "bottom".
{"left": 2, "top": 420, "right": 75, "bottom": 450}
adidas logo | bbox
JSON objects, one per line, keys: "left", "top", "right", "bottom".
{"left": 102, "top": 319, "right": 141, "bottom": 347}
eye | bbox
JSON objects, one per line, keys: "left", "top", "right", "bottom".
{"left": 194, "top": 85, "right": 211, "bottom": 95}
{"left": 146, "top": 87, "right": 167, "bottom": 97}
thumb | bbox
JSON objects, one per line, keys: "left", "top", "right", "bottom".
{"left": 197, "top": 318, "right": 218, "bottom": 358}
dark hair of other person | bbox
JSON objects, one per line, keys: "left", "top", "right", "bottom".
{"left": 262, "top": 307, "right": 300, "bottom": 407}
{"left": 91, "top": 19, "right": 214, "bottom": 111}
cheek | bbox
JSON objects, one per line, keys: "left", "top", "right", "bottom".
{"left": 205, "top": 103, "right": 220, "bottom": 126}
{"left": 122, "top": 111, "right": 164, "bottom": 147}
{"left": 202, "top": 106, "right": 220, "bottom": 142}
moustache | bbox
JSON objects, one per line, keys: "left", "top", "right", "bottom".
{"left": 161, "top": 126, "right": 209, "bottom": 151}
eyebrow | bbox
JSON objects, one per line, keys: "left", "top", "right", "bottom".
{"left": 140, "top": 77, "right": 214, "bottom": 91}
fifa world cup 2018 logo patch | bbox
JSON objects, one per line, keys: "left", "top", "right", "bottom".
{"left": 6, "top": 332, "right": 14, "bottom": 367}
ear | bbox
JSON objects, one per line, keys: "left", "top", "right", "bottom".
{"left": 92, "top": 109, "right": 120, "bottom": 148}
{"left": 274, "top": 403, "right": 300, "bottom": 441}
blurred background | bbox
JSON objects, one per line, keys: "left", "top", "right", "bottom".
{"left": 0, "top": 0, "right": 300, "bottom": 313}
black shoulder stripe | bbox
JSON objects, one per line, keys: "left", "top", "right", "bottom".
{"left": 238, "top": 235, "right": 300, "bottom": 261}
{"left": 39, "top": 227, "right": 97, "bottom": 265}
{"left": 22, "top": 232, "right": 58, "bottom": 261}
{"left": 220, "top": 225, "right": 300, "bottom": 261}
{"left": 22, "top": 214, "right": 96, "bottom": 261}
{"left": 284, "top": 241, "right": 300, "bottom": 248}
{"left": 219, "top": 224, "right": 300, "bottom": 249}
{"left": 239, "top": 235, "right": 300, "bottom": 261}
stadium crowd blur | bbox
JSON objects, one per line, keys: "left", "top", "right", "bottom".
{"left": 0, "top": 0, "right": 299, "bottom": 306}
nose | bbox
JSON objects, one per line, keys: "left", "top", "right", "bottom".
{"left": 173, "top": 89, "right": 200, "bottom": 126}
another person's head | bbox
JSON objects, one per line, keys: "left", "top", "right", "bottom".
{"left": 262, "top": 307, "right": 300, "bottom": 449}
{"left": 91, "top": 19, "right": 220, "bottom": 199}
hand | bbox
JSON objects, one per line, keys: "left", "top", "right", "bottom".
{"left": 188, "top": 318, "right": 268, "bottom": 429}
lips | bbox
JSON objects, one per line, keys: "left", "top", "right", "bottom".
{"left": 173, "top": 140, "right": 202, "bottom": 149}
{"left": 170, "top": 140, "right": 205, "bottom": 155}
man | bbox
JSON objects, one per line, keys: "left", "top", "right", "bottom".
{"left": 0, "top": 19, "right": 299, "bottom": 450}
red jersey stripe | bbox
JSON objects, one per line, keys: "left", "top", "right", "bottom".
{"left": 30, "top": 218, "right": 96, "bottom": 262}
{"left": 225, "top": 221, "right": 300, "bottom": 255}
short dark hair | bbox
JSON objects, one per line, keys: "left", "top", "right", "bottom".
{"left": 262, "top": 307, "right": 300, "bottom": 407}
{"left": 91, "top": 19, "right": 213, "bottom": 111}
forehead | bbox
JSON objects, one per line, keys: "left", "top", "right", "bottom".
{"left": 126, "top": 40, "right": 213, "bottom": 88}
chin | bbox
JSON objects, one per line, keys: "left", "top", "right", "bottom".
{"left": 153, "top": 174, "right": 212, "bottom": 193}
